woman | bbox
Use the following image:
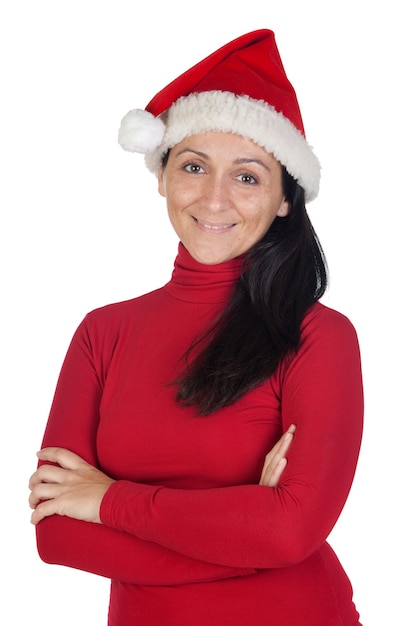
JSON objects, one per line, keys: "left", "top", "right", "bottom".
{"left": 29, "top": 30, "right": 364, "bottom": 625}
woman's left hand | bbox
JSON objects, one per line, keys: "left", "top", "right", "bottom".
{"left": 28, "top": 448, "right": 115, "bottom": 525}
{"left": 259, "top": 424, "right": 296, "bottom": 487}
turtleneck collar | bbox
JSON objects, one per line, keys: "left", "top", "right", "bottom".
{"left": 163, "top": 243, "right": 244, "bottom": 304}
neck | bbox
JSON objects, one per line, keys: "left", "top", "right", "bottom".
{"left": 163, "top": 243, "right": 244, "bottom": 304}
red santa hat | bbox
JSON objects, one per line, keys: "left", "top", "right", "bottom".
{"left": 118, "top": 29, "right": 320, "bottom": 201}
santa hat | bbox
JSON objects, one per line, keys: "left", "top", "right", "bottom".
{"left": 118, "top": 29, "right": 320, "bottom": 201}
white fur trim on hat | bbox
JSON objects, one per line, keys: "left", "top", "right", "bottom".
{"left": 119, "top": 91, "right": 320, "bottom": 201}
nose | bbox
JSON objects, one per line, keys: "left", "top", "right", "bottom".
{"left": 201, "top": 175, "right": 231, "bottom": 213}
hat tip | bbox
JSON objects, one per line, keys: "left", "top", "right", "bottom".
{"left": 118, "top": 109, "right": 165, "bottom": 153}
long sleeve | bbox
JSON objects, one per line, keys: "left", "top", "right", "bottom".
{"left": 100, "top": 305, "right": 363, "bottom": 569}
{"left": 35, "top": 317, "right": 255, "bottom": 585}
{"left": 34, "top": 248, "right": 364, "bottom": 625}
{"left": 36, "top": 516, "right": 255, "bottom": 585}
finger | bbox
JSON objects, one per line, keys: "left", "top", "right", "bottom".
{"left": 273, "top": 426, "right": 294, "bottom": 459}
{"left": 264, "top": 457, "right": 287, "bottom": 487}
{"left": 28, "top": 464, "right": 69, "bottom": 490}
{"left": 260, "top": 425, "right": 296, "bottom": 485}
{"left": 30, "top": 497, "right": 62, "bottom": 525}
{"left": 264, "top": 425, "right": 295, "bottom": 467}
{"left": 265, "top": 424, "right": 296, "bottom": 460}
{"left": 36, "top": 447, "right": 89, "bottom": 470}
{"left": 28, "top": 481, "right": 62, "bottom": 509}
{"left": 260, "top": 456, "right": 287, "bottom": 487}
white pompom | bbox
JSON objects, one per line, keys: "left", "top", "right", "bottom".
{"left": 118, "top": 109, "right": 166, "bottom": 153}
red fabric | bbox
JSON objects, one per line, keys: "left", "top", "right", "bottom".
{"left": 36, "top": 243, "right": 363, "bottom": 625}
{"left": 145, "top": 29, "right": 305, "bottom": 136}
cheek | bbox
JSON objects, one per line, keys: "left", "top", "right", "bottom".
{"left": 165, "top": 191, "right": 191, "bottom": 231}
{"left": 164, "top": 179, "right": 193, "bottom": 205}
{"left": 249, "top": 201, "right": 278, "bottom": 231}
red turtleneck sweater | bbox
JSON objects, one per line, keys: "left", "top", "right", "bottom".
{"left": 36, "top": 244, "right": 363, "bottom": 625}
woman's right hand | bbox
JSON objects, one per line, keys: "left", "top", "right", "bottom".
{"left": 259, "top": 424, "right": 296, "bottom": 487}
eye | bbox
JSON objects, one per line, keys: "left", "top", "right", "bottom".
{"left": 183, "top": 162, "right": 205, "bottom": 174}
{"left": 236, "top": 173, "right": 258, "bottom": 185}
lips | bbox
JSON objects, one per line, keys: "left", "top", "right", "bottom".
{"left": 194, "top": 217, "right": 236, "bottom": 231}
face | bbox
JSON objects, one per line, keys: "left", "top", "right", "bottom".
{"left": 158, "top": 132, "right": 289, "bottom": 265}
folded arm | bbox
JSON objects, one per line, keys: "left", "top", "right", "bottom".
{"left": 32, "top": 306, "right": 363, "bottom": 573}
{"left": 98, "top": 307, "right": 363, "bottom": 568}
{"left": 31, "top": 318, "right": 256, "bottom": 585}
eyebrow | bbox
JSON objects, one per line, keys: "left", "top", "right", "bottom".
{"left": 234, "top": 157, "right": 271, "bottom": 171}
{"left": 174, "top": 149, "right": 271, "bottom": 171}
{"left": 175, "top": 148, "right": 208, "bottom": 159}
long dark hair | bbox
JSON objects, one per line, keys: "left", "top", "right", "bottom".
{"left": 174, "top": 165, "right": 328, "bottom": 415}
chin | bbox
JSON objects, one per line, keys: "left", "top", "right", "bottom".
{"left": 185, "top": 238, "right": 246, "bottom": 264}
{"left": 196, "top": 255, "right": 228, "bottom": 265}
{"left": 192, "top": 250, "right": 233, "bottom": 265}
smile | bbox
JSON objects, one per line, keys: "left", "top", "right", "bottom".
{"left": 194, "top": 217, "right": 236, "bottom": 231}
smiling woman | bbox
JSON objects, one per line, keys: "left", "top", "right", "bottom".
{"left": 158, "top": 132, "right": 289, "bottom": 265}
{"left": 29, "top": 29, "right": 364, "bottom": 626}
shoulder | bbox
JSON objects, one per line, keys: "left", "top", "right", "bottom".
{"left": 68, "top": 288, "right": 168, "bottom": 348}
{"left": 278, "top": 302, "right": 362, "bottom": 380}
{"left": 274, "top": 302, "right": 363, "bottom": 397}
{"left": 82, "top": 287, "right": 167, "bottom": 326}
{"left": 301, "top": 302, "right": 359, "bottom": 347}
{"left": 60, "top": 287, "right": 172, "bottom": 370}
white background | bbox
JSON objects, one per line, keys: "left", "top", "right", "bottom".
{"left": 1, "top": 1, "right": 416, "bottom": 624}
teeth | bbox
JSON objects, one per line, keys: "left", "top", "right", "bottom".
{"left": 197, "top": 219, "right": 234, "bottom": 230}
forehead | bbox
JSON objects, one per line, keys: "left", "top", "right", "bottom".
{"left": 171, "top": 131, "right": 279, "bottom": 164}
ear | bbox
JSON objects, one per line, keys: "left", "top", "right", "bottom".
{"left": 157, "top": 167, "right": 166, "bottom": 198}
{"left": 277, "top": 197, "right": 290, "bottom": 217}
